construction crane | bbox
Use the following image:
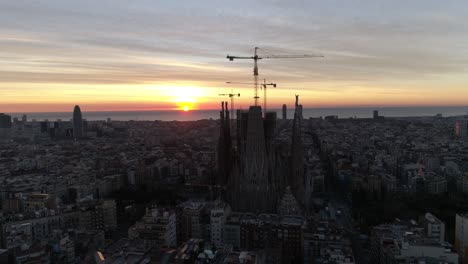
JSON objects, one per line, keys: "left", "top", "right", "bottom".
{"left": 226, "top": 46, "right": 323, "bottom": 106}
{"left": 219, "top": 90, "right": 240, "bottom": 113}
{"left": 226, "top": 79, "right": 276, "bottom": 113}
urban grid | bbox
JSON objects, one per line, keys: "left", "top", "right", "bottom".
{"left": 1, "top": 1, "right": 468, "bottom": 264}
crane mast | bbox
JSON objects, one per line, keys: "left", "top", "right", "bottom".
{"left": 226, "top": 80, "right": 276, "bottom": 115}
{"left": 219, "top": 90, "right": 240, "bottom": 113}
{"left": 227, "top": 46, "right": 323, "bottom": 109}
{"left": 253, "top": 47, "right": 259, "bottom": 106}
{"left": 262, "top": 79, "right": 276, "bottom": 114}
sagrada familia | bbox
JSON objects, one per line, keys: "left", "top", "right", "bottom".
{"left": 217, "top": 96, "right": 305, "bottom": 213}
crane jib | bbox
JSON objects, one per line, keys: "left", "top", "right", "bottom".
{"left": 226, "top": 47, "right": 323, "bottom": 107}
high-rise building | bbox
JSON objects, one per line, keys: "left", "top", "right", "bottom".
{"left": 373, "top": 110, "right": 379, "bottom": 119}
{"left": 0, "top": 113, "right": 11, "bottom": 128}
{"left": 0, "top": 113, "right": 12, "bottom": 139}
{"left": 282, "top": 104, "right": 287, "bottom": 120}
{"left": 72, "top": 105, "right": 83, "bottom": 139}
{"left": 22, "top": 114, "right": 27, "bottom": 122}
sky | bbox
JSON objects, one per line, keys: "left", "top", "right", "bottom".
{"left": 1, "top": 0, "right": 468, "bottom": 112}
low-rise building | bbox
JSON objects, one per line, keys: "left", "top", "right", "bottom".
{"left": 425, "top": 174, "right": 447, "bottom": 194}
{"left": 422, "top": 212, "right": 445, "bottom": 243}
{"left": 176, "top": 200, "right": 210, "bottom": 244}
{"left": 456, "top": 213, "right": 468, "bottom": 263}
{"left": 78, "top": 199, "right": 117, "bottom": 232}
{"left": 372, "top": 221, "right": 457, "bottom": 264}
{"left": 210, "top": 202, "right": 231, "bottom": 248}
{"left": 128, "top": 207, "right": 177, "bottom": 248}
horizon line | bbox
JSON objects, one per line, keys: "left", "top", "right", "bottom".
{"left": 3, "top": 104, "right": 468, "bottom": 114}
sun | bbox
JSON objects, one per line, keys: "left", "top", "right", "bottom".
{"left": 173, "top": 95, "right": 197, "bottom": 111}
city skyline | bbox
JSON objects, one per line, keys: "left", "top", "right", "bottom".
{"left": 3, "top": 2, "right": 468, "bottom": 263}
{"left": 1, "top": 0, "right": 468, "bottom": 112}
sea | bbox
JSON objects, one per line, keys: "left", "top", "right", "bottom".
{"left": 8, "top": 106, "right": 468, "bottom": 122}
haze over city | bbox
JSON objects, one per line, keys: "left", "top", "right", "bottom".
{"left": 1, "top": 0, "right": 468, "bottom": 112}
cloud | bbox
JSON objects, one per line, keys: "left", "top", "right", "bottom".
{"left": 1, "top": 0, "right": 468, "bottom": 111}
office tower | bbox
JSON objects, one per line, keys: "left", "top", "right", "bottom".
{"left": 0, "top": 113, "right": 12, "bottom": 128}
{"left": 72, "top": 105, "right": 83, "bottom": 139}
{"left": 40, "top": 121, "right": 49, "bottom": 134}
{"left": 282, "top": 104, "right": 287, "bottom": 120}
{"left": 0, "top": 113, "right": 12, "bottom": 139}
{"left": 373, "top": 110, "right": 379, "bottom": 119}
{"left": 22, "top": 114, "right": 27, "bottom": 122}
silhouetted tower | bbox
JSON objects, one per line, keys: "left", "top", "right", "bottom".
{"left": 290, "top": 95, "right": 305, "bottom": 204}
{"left": 73, "top": 105, "right": 83, "bottom": 139}
{"left": 217, "top": 102, "right": 232, "bottom": 185}
{"left": 0, "top": 113, "right": 12, "bottom": 139}
{"left": 373, "top": 110, "right": 379, "bottom": 119}
{"left": 225, "top": 104, "right": 286, "bottom": 213}
{"left": 295, "top": 95, "right": 303, "bottom": 119}
{"left": 0, "top": 114, "right": 11, "bottom": 128}
{"left": 240, "top": 106, "right": 273, "bottom": 211}
{"left": 22, "top": 114, "right": 27, "bottom": 123}
{"left": 282, "top": 104, "right": 287, "bottom": 120}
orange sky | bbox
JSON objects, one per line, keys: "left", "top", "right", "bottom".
{"left": 3, "top": 81, "right": 468, "bottom": 113}
{"left": 1, "top": 1, "right": 468, "bottom": 113}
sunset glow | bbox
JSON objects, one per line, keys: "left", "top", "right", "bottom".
{"left": 1, "top": 1, "right": 468, "bottom": 113}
